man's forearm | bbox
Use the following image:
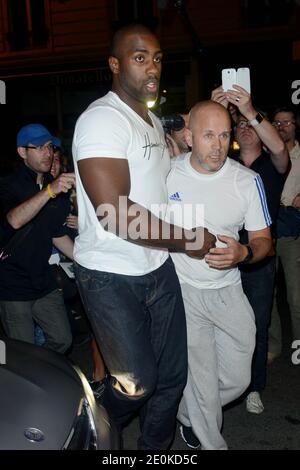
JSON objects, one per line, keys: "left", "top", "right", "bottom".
{"left": 247, "top": 116, "right": 289, "bottom": 173}
{"left": 248, "top": 236, "right": 272, "bottom": 263}
{"left": 7, "top": 188, "right": 50, "bottom": 229}
{"left": 240, "top": 104, "right": 289, "bottom": 174}
{"left": 97, "top": 197, "right": 204, "bottom": 253}
{"left": 53, "top": 235, "right": 74, "bottom": 260}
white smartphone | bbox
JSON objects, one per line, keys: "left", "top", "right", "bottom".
{"left": 222, "top": 68, "right": 236, "bottom": 92}
{"left": 236, "top": 67, "right": 251, "bottom": 94}
{"left": 221, "top": 67, "right": 251, "bottom": 93}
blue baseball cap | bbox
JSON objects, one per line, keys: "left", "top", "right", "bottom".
{"left": 17, "top": 124, "right": 61, "bottom": 148}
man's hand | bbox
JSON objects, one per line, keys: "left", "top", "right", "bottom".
{"left": 165, "top": 133, "right": 182, "bottom": 158}
{"left": 185, "top": 228, "right": 216, "bottom": 259}
{"left": 65, "top": 214, "right": 78, "bottom": 230}
{"left": 50, "top": 173, "right": 76, "bottom": 196}
{"left": 225, "top": 85, "right": 256, "bottom": 120}
{"left": 226, "top": 85, "right": 289, "bottom": 174}
{"left": 204, "top": 234, "right": 246, "bottom": 269}
{"left": 211, "top": 86, "right": 239, "bottom": 123}
{"left": 292, "top": 193, "right": 300, "bottom": 209}
{"left": 211, "top": 86, "right": 229, "bottom": 109}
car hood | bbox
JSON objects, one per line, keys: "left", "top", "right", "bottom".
{"left": 0, "top": 337, "right": 83, "bottom": 450}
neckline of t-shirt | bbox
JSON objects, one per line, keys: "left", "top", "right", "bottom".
{"left": 109, "top": 91, "right": 156, "bottom": 130}
{"left": 184, "top": 153, "right": 230, "bottom": 180}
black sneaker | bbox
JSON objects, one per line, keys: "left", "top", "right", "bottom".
{"left": 179, "top": 424, "right": 201, "bottom": 449}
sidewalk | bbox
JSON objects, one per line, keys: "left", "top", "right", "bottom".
{"left": 122, "top": 346, "right": 299, "bottom": 450}
{"left": 69, "top": 267, "right": 300, "bottom": 450}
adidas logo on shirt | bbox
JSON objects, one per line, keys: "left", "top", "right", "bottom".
{"left": 169, "top": 192, "right": 182, "bottom": 201}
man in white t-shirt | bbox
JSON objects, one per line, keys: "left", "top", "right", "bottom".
{"left": 72, "top": 24, "right": 215, "bottom": 450}
{"left": 166, "top": 101, "right": 272, "bottom": 450}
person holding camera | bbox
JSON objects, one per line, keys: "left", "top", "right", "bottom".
{"left": 212, "top": 85, "right": 289, "bottom": 415}
{"left": 164, "top": 112, "right": 190, "bottom": 158}
{"left": 0, "top": 124, "right": 75, "bottom": 353}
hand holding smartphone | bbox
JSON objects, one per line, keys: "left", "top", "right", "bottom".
{"left": 222, "top": 67, "right": 251, "bottom": 94}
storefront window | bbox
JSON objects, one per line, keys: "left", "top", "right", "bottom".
{"left": 5, "top": 0, "right": 48, "bottom": 51}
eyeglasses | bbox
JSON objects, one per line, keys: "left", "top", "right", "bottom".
{"left": 272, "top": 120, "right": 296, "bottom": 128}
{"left": 236, "top": 120, "right": 251, "bottom": 129}
{"left": 23, "top": 143, "right": 54, "bottom": 152}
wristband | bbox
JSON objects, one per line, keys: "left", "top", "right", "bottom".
{"left": 248, "top": 112, "right": 264, "bottom": 127}
{"left": 239, "top": 245, "right": 253, "bottom": 265}
{"left": 47, "top": 183, "right": 57, "bottom": 199}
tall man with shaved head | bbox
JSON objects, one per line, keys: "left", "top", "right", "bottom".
{"left": 166, "top": 101, "right": 272, "bottom": 449}
{"left": 72, "top": 24, "right": 215, "bottom": 449}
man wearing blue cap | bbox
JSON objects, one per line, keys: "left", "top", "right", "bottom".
{"left": 0, "top": 124, "right": 75, "bottom": 353}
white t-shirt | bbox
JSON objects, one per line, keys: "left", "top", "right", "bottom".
{"left": 72, "top": 91, "right": 169, "bottom": 275}
{"left": 166, "top": 154, "right": 271, "bottom": 289}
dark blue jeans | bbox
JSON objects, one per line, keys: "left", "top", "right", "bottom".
{"left": 74, "top": 257, "right": 187, "bottom": 450}
{"left": 240, "top": 256, "right": 276, "bottom": 392}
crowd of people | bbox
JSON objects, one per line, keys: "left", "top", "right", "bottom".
{"left": 0, "top": 23, "right": 299, "bottom": 450}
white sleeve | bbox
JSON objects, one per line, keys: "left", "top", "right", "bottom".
{"left": 244, "top": 174, "right": 272, "bottom": 231}
{"left": 74, "top": 107, "right": 131, "bottom": 161}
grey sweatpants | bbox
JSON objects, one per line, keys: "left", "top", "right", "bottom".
{"left": 177, "top": 282, "right": 256, "bottom": 450}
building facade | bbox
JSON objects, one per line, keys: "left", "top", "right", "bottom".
{"left": 0, "top": 0, "right": 299, "bottom": 167}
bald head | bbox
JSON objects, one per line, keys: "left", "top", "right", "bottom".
{"left": 186, "top": 100, "right": 232, "bottom": 174}
{"left": 110, "top": 24, "right": 157, "bottom": 59}
{"left": 189, "top": 101, "right": 231, "bottom": 132}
